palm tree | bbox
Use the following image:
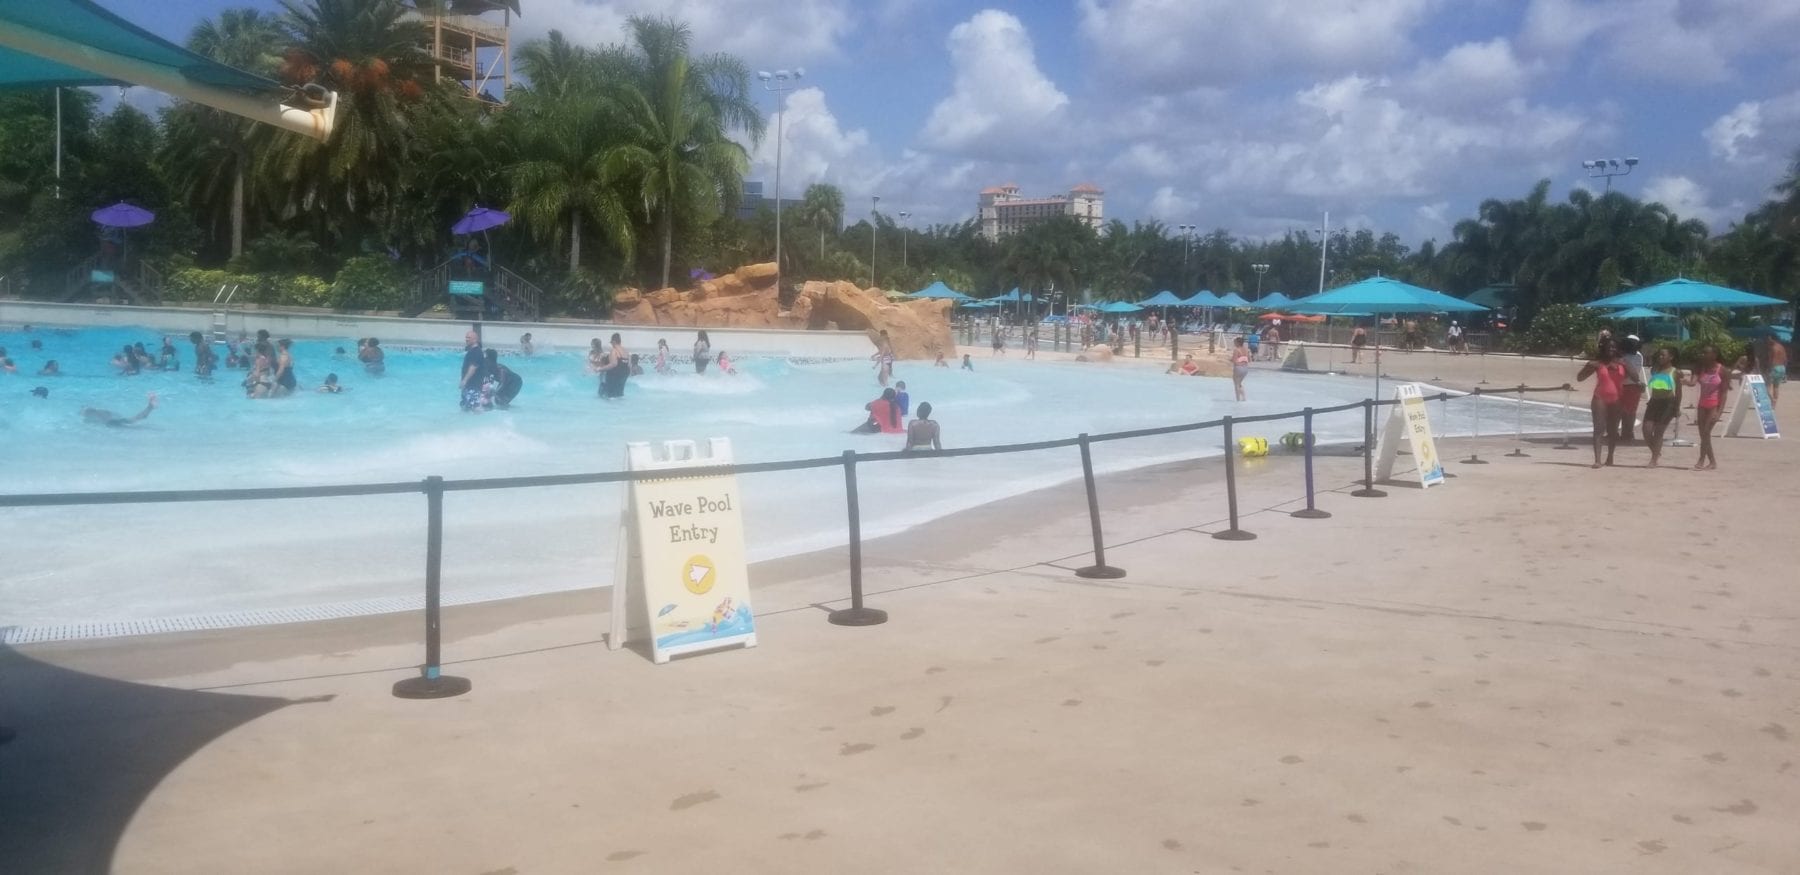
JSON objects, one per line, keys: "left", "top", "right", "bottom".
{"left": 796, "top": 182, "right": 844, "bottom": 259}
{"left": 509, "top": 94, "right": 633, "bottom": 271}
{"left": 603, "top": 17, "right": 763, "bottom": 288}
{"left": 261, "top": 0, "right": 432, "bottom": 254}
{"left": 168, "top": 9, "right": 285, "bottom": 260}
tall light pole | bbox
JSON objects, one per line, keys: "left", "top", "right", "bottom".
{"left": 869, "top": 195, "right": 880, "bottom": 288}
{"left": 1582, "top": 156, "right": 1638, "bottom": 192}
{"left": 1317, "top": 212, "right": 1330, "bottom": 296}
{"left": 898, "top": 211, "right": 911, "bottom": 271}
{"left": 1252, "top": 263, "right": 1269, "bottom": 300}
{"left": 1178, "top": 224, "right": 1196, "bottom": 274}
{"left": 756, "top": 68, "right": 803, "bottom": 292}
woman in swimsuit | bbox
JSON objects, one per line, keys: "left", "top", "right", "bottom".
{"left": 656, "top": 339, "right": 672, "bottom": 374}
{"left": 273, "top": 338, "right": 298, "bottom": 396}
{"left": 1685, "top": 344, "right": 1728, "bottom": 470}
{"left": 852, "top": 388, "right": 905, "bottom": 434}
{"left": 1232, "top": 337, "right": 1250, "bottom": 402}
{"left": 1641, "top": 346, "right": 1681, "bottom": 467}
{"left": 600, "top": 333, "right": 630, "bottom": 398}
{"left": 1576, "top": 335, "right": 1625, "bottom": 468}
{"left": 694, "top": 331, "right": 712, "bottom": 374}
{"left": 588, "top": 339, "right": 606, "bottom": 374}
{"left": 903, "top": 402, "right": 942, "bottom": 451}
{"left": 245, "top": 347, "right": 273, "bottom": 399}
{"left": 484, "top": 349, "right": 523, "bottom": 408}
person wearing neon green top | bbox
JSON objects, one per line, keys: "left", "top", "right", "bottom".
{"left": 1641, "top": 346, "right": 1681, "bottom": 468}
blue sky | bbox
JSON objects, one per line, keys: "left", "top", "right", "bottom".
{"left": 118, "top": 0, "right": 1800, "bottom": 243}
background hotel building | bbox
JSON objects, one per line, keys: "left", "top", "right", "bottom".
{"left": 978, "top": 183, "right": 1105, "bottom": 240}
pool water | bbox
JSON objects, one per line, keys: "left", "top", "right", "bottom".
{"left": 0, "top": 325, "right": 1581, "bottom": 637}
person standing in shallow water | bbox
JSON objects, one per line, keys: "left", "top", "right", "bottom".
{"left": 693, "top": 331, "right": 712, "bottom": 374}
{"left": 459, "top": 329, "right": 486, "bottom": 411}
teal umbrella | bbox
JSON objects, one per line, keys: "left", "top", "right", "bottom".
{"left": 994, "top": 287, "right": 1036, "bottom": 302}
{"left": 1606, "top": 306, "right": 1672, "bottom": 320}
{"left": 1213, "top": 291, "right": 1254, "bottom": 308}
{"left": 1584, "top": 278, "right": 1786, "bottom": 310}
{"left": 1255, "top": 291, "right": 1293, "bottom": 309}
{"left": 1288, "top": 276, "right": 1486, "bottom": 315}
{"left": 910, "top": 280, "right": 971, "bottom": 301}
{"left": 1097, "top": 301, "right": 1142, "bottom": 314}
{"left": 1177, "top": 291, "right": 1219, "bottom": 307}
{"left": 1137, "top": 290, "right": 1185, "bottom": 306}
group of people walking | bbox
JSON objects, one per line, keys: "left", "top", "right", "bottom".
{"left": 1578, "top": 331, "right": 1787, "bottom": 470}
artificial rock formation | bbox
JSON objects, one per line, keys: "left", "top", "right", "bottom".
{"left": 609, "top": 263, "right": 953, "bottom": 360}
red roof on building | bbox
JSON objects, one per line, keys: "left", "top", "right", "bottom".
{"left": 1071, "top": 183, "right": 1103, "bottom": 194}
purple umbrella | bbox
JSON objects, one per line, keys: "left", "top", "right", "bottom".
{"left": 91, "top": 202, "right": 155, "bottom": 228}
{"left": 452, "top": 206, "right": 510, "bottom": 236}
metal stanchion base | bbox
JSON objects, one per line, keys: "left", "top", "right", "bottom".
{"left": 1505, "top": 448, "right": 1530, "bottom": 457}
{"left": 1351, "top": 487, "right": 1387, "bottom": 498}
{"left": 828, "top": 607, "right": 889, "bottom": 626}
{"left": 1075, "top": 564, "right": 1127, "bottom": 579}
{"left": 1553, "top": 441, "right": 1577, "bottom": 450}
{"left": 1668, "top": 439, "right": 1694, "bottom": 447}
{"left": 1462, "top": 455, "right": 1489, "bottom": 464}
{"left": 1290, "top": 508, "right": 1332, "bottom": 520}
{"left": 1212, "top": 529, "right": 1257, "bottom": 541}
{"left": 392, "top": 672, "right": 471, "bottom": 699}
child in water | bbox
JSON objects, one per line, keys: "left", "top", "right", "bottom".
{"left": 630, "top": 353, "right": 644, "bottom": 376}
{"left": 717, "top": 351, "right": 737, "bottom": 375}
{"left": 961, "top": 354, "right": 974, "bottom": 371}
{"left": 317, "top": 373, "right": 346, "bottom": 393}
{"left": 655, "top": 339, "right": 672, "bottom": 374}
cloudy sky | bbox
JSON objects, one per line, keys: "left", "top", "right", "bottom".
{"left": 137, "top": 0, "right": 1800, "bottom": 243}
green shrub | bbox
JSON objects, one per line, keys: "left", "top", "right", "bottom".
{"left": 331, "top": 256, "right": 410, "bottom": 311}
{"left": 164, "top": 267, "right": 240, "bottom": 303}
{"left": 1514, "top": 303, "right": 1604, "bottom": 354}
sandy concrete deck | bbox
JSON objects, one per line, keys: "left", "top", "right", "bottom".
{"left": 3, "top": 424, "right": 1796, "bottom": 874}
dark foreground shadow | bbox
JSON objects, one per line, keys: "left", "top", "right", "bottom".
{"left": 0, "top": 642, "right": 319, "bottom": 874}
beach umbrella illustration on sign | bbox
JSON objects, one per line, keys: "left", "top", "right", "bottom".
{"left": 451, "top": 205, "right": 510, "bottom": 235}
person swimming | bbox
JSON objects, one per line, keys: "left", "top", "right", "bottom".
{"left": 630, "top": 353, "right": 644, "bottom": 376}
{"left": 483, "top": 348, "right": 524, "bottom": 408}
{"left": 961, "top": 354, "right": 974, "bottom": 371}
{"left": 38, "top": 360, "right": 60, "bottom": 376}
{"left": 317, "top": 373, "right": 346, "bottom": 393}
{"left": 520, "top": 332, "right": 535, "bottom": 356}
{"left": 157, "top": 337, "right": 178, "bottom": 371}
{"left": 114, "top": 345, "right": 141, "bottom": 375}
{"left": 82, "top": 392, "right": 157, "bottom": 426}
{"left": 852, "top": 388, "right": 905, "bottom": 434}
{"left": 716, "top": 350, "right": 736, "bottom": 376}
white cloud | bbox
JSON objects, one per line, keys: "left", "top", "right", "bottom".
{"left": 1704, "top": 91, "right": 1800, "bottom": 168}
{"left": 1705, "top": 101, "right": 1761, "bottom": 163}
{"left": 1641, "top": 175, "right": 1741, "bottom": 230}
{"left": 1077, "top": 0, "right": 1436, "bottom": 92}
{"left": 1520, "top": 0, "right": 1800, "bottom": 84}
{"left": 1405, "top": 38, "right": 1534, "bottom": 104}
{"left": 920, "top": 10, "right": 1070, "bottom": 159}
{"left": 518, "top": 0, "right": 853, "bottom": 64}
{"left": 749, "top": 87, "right": 877, "bottom": 193}
{"left": 1144, "top": 186, "right": 1198, "bottom": 221}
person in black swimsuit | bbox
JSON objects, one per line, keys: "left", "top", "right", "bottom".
{"left": 483, "top": 348, "right": 523, "bottom": 408}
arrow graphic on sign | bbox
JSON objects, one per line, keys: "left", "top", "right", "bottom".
{"left": 689, "top": 563, "right": 711, "bottom": 584}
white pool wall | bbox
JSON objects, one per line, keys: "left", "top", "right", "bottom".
{"left": 0, "top": 299, "right": 875, "bottom": 358}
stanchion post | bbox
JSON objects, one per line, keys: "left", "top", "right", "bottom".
{"left": 393, "top": 475, "right": 471, "bottom": 699}
{"left": 1554, "top": 384, "right": 1577, "bottom": 450}
{"left": 1351, "top": 400, "right": 1388, "bottom": 498}
{"left": 1437, "top": 393, "right": 1459, "bottom": 478}
{"left": 1074, "top": 434, "right": 1127, "bottom": 578}
{"left": 1214, "top": 417, "right": 1257, "bottom": 539}
{"left": 1171, "top": 327, "right": 1179, "bottom": 361}
{"left": 1505, "top": 384, "right": 1531, "bottom": 457}
{"left": 829, "top": 450, "right": 887, "bottom": 626}
{"left": 1291, "top": 408, "right": 1331, "bottom": 519}
{"left": 1463, "top": 387, "right": 1490, "bottom": 464}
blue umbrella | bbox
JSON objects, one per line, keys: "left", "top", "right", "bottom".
{"left": 1097, "top": 301, "right": 1142, "bottom": 314}
{"left": 452, "top": 205, "right": 510, "bottom": 236}
{"left": 995, "top": 287, "right": 1037, "bottom": 302}
{"left": 1256, "top": 292, "right": 1293, "bottom": 309}
{"left": 1177, "top": 291, "right": 1219, "bottom": 308}
{"left": 1288, "top": 276, "right": 1486, "bottom": 315}
{"left": 91, "top": 201, "right": 154, "bottom": 228}
{"left": 1606, "top": 306, "right": 1673, "bottom": 320}
{"left": 1137, "top": 290, "right": 1185, "bottom": 306}
{"left": 1213, "top": 291, "right": 1254, "bottom": 308}
{"left": 910, "top": 280, "right": 971, "bottom": 301}
{"left": 1584, "top": 278, "right": 1785, "bottom": 310}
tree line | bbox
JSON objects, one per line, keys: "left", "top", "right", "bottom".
{"left": 0, "top": 0, "right": 1794, "bottom": 327}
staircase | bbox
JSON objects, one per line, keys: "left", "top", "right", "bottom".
{"left": 404, "top": 262, "right": 543, "bottom": 322}
{"left": 61, "top": 255, "right": 162, "bottom": 305}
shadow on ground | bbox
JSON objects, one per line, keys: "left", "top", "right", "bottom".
{"left": 0, "top": 642, "right": 323, "bottom": 874}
